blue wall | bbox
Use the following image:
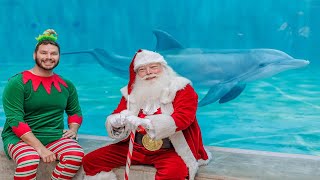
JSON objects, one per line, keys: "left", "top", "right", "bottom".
{"left": 0, "top": 0, "right": 318, "bottom": 63}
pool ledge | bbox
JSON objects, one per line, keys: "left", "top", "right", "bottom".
{"left": 1, "top": 132, "right": 320, "bottom": 179}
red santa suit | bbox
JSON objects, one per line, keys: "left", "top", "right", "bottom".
{"left": 83, "top": 49, "right": 211, "bottom": 180}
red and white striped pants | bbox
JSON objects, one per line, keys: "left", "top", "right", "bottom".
{"left": 8, "top": 138, "right": 84, "bottom": 180}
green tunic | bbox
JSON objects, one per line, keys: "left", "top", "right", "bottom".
{"left": 1, "top": 72, "right": 82, "bottom": 158}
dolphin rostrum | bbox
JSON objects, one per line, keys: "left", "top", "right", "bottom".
{"left": 62, "top": 29, "right": 309, "bottom": 106}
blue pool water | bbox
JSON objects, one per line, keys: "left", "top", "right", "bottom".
{"left": 1, "top": 0, "right": 320, "bottom": 155}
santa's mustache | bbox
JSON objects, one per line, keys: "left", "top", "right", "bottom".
{"left": 142, "top": 74, "right": 159, "bottom": 80}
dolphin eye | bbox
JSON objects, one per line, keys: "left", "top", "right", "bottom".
{"left": 259, "top": 63, "right": 266, "bottom": 67}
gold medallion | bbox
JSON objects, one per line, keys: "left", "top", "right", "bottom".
{"left": 142, "top": 134, "right": 163, "bottom": 151}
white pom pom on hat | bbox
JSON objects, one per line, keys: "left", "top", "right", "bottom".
{"left": 133, "top": 49, "right": 167, "bottom": 71}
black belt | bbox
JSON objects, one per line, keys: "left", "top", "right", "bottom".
{"left": 135, "top": 132, "right": 173, "bottom": 149}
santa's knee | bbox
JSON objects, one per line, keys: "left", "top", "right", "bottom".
{"left": 82, "top": 153, "right": 96, "bottom": 173}
{"left": 156, "top": 163, "right": 188, "bottom": 180}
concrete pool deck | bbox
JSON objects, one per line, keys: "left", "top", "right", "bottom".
{"left": 1, "top": 131, "right": 320, "bottom": 179}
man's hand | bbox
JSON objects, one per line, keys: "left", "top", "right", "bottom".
{"left": 20, "top": 132, "right": 57, "bottom": 163}
{"left": 63, "top": 129, "right": 78, "bottom": 140}
{"left": 36, "top": 147, "right": 56, "bottom": 163}
{"left": 126, "top": 115, "right": 152, "bottom": 130}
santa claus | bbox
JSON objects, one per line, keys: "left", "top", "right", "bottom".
{"left": 82, "top": 49, "right": 211, "bottom": 180}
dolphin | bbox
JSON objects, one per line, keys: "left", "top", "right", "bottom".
{"left": 62, "top": 29, "right": 309, "bottom": 106}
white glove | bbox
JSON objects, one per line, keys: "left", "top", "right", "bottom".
{"left": 126, "top": 115, "right": 152, "bottom": 130}
{"left": 108, "top": 113, "right": 126, "bottom": 128}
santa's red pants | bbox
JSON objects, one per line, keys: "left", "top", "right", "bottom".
{"left": 83, "top": 141, "right": 188, "bottom": 180}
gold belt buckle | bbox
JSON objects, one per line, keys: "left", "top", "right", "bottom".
{"left": 142, "top": 134, "right": 163, "bottom": 151}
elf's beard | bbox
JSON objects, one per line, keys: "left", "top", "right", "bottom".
{"left": 132, "top": 67, "right": 174, "bottom": 110}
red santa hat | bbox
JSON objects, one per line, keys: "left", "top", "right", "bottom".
{"left": 127, "top": 49, "right": 167, "bottom": 94}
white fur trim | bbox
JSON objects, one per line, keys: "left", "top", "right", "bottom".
{"left": 84, "top": 171, "right": 117, "bottom": 180}
{"left": 120, "top": 86, "right": 129, "bottom": 101}
{"left": 160, "top": 77, "right": 191, "bottom": 104}
{"left": 159, "top": 102, "right": 174, "bottom": 116}
{"left": 198, "top": 148, "right": 213, "bottom": 166}
{"left": 120, "top": 109, "right": 134, "bottom": 116}
{"left": 146, "top": 114, "right": 176, "bottom": 140}
{"left": 169, "top": 131, "right": 198, "bottom": 180}
{"left": 134, "top": 49, "right": 167, "bottom": 71}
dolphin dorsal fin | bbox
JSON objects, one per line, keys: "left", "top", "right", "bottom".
{"left": 153, "top": 29, "right": 184, "bottom": 51}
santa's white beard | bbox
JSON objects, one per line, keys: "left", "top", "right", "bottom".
{"left": 131, "top": 67, "right": 176, "bottom": 114}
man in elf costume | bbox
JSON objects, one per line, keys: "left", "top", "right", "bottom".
{"left": 83, "top": 49, "right": 211, "bottom": 180}
{"left": 1, "top": 29, "right": 84, "bottom": 180}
